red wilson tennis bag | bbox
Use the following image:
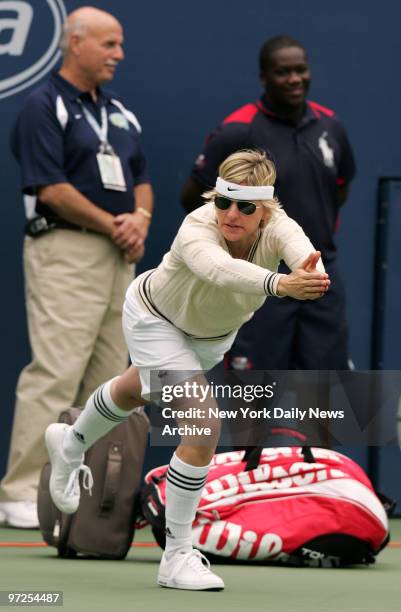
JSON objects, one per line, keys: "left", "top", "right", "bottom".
{"left": 140, "top": 447, "right": 392, "bottom": 567}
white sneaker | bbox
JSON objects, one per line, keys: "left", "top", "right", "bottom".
{"left": 157, "top": 549, "right": 225, "bottom": 591}
{"left": 45, "top": 423, "right": 93, "bottom": 514}
{"left": 0, "top": 501, "right": 39, "bottom": 528}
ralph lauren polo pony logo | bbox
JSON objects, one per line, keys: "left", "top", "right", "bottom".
{"left": 318, "top": 131, "right": 334, "bottom": 168}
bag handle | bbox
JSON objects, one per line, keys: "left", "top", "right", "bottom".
{"left": 98, "top": 442, "right": 123, "bottom": 516}
{"left": 243, "top": 427, "right": 313, "bottom": 471}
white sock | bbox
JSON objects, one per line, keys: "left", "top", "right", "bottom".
{"left": 165, "top": 452, "right": 209, "bottom": 556}
{"left": 62, "top": 378, "right": 134, "bottom": 460}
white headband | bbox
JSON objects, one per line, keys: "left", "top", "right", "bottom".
{"left": 215, "top": 177, "right": 274, "bottom": 201}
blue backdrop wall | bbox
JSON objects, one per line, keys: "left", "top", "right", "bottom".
{"left": 1, "top": 0, "right": 401, "bottom": 476}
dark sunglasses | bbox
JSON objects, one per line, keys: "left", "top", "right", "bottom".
{"left": 214, "top": 195, "right": 261, "bottom": 216}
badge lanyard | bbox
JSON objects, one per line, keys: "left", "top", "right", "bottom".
{"left": 78, "top": 100, "right": 127, "bottom": 191}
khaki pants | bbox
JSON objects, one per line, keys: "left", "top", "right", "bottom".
{"left": 0, "top": 230, "right": 133, "bottom": 502}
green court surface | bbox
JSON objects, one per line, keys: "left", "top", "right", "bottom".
{"left": 0, "top": 521, "right": 400, "bottom": 612}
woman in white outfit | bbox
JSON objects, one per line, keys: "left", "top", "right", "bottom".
{"left": 45, "top": 150, "right": 330, "bottom": 591}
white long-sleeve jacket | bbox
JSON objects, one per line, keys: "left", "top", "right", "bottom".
{"left": 130, "top": 203, "right": 324, "bottom": 340}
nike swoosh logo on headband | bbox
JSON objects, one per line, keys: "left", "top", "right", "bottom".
{"left": 227, "top": 187, "right": 240, "bottom": 191}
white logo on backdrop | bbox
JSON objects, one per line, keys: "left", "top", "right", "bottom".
{"left": 0, "top": 0, "right": 67, "bottom": 99}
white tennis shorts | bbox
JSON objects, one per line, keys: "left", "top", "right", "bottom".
{"left": 122, "top": 288, "right": 237, "bottom": 400}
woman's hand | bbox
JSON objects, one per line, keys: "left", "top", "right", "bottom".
{"left": 276, "top": 251, "right": 330, "bottom": 300}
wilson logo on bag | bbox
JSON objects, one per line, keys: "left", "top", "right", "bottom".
{"left": 140, "top": 447, "right": 393, "bottom": 567}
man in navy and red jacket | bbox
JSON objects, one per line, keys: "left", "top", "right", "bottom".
{"left": 181, "top": 35, "right": 356, "bottom": 372}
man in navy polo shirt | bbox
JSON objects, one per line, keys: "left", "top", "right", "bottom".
{"left": 181, "top": 35, "right": 355, "bottom": 370}
{"left": 0, "top": 6, "right": 153, "bottom": 528}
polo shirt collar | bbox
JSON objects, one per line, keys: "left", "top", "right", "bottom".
{"left": 50, "top": 70, "right": 109, "bottom": 104}
{"left": 258, "top": 94, "right": 317, "bottom": 127}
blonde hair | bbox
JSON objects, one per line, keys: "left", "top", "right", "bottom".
{"left": 203, "top": 149, "right": 281, "bottom": 212}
